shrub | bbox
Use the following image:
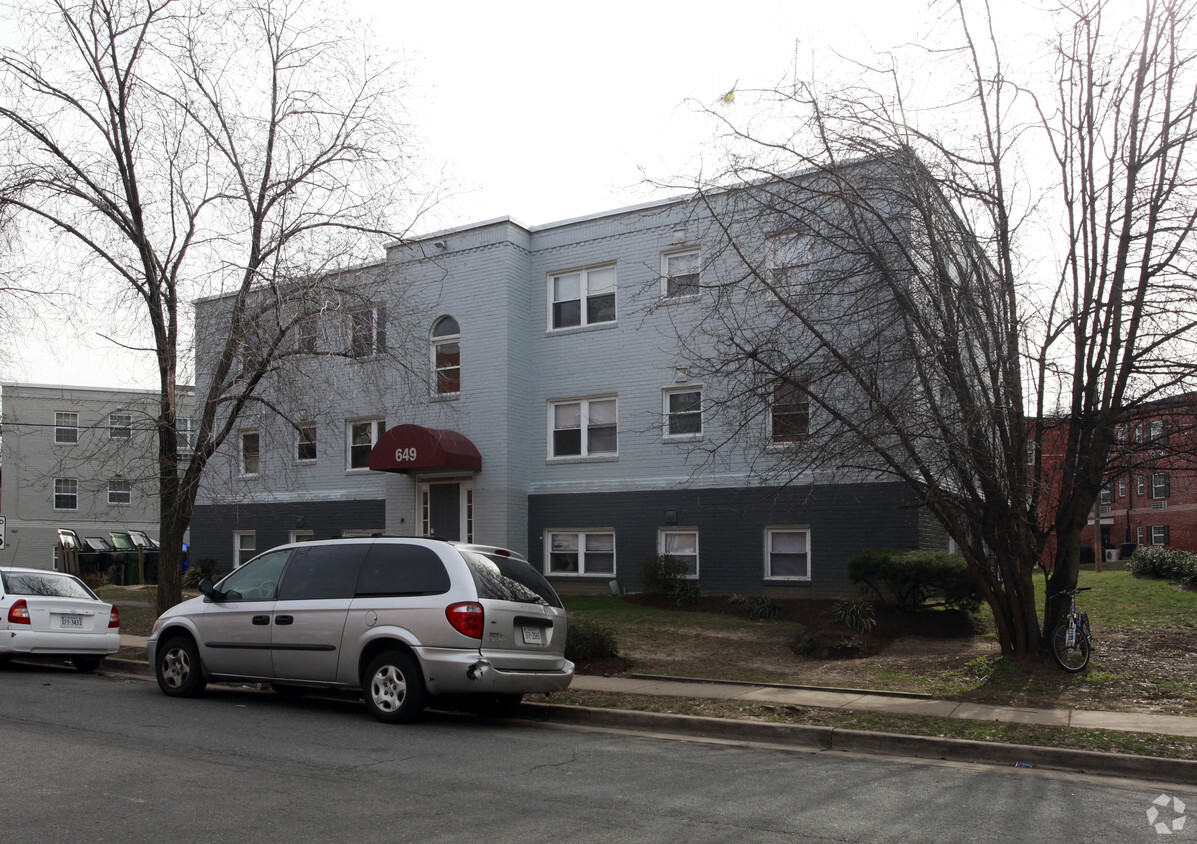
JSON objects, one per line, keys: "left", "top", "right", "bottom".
{"left": 565, "top": 618, "right": 620, "bottom": 661}
{"left": 791, "top": 632, "right": 865, "bottom": 658}
{"left": 1127, "top": 546, "right": 1197, "bottom": 584}
{"left": 639, "top": 554, "right": 689, "bottom": 595}
{"left": 670, "top": 580, "right": 703, "bottom": 607}
{"left": 79, "top": 571, "right": 107, "bottom": 590}
{"left": 182, "top": 557, "right": 221, "bottom": 588}
{"left": 847, "top": 548, "right": 982, "bottom": 612}
{"left": 730, "top": 594, "right": 782, "bottom": 619}
{"left": 833, "top": 598, "right": 876, "bottom": 632}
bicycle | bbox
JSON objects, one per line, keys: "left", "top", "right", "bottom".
{"left": 1049, "top": 586, "right": 1092, "bottom": 672}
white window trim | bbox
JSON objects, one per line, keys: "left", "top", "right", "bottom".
{"left": 234, "top": 530, "right": 257, "bottom": 568}
{"left": 346, "top": 418, "right": 385, "bottom": 472}
{"left": 431, "top": 317, "right": 461, "bottom": 397}
{"left": 1150, "top": 525, "right": 1168, "bottom": 546}
{"left": 296, "top": 423, "right": 318, "bottom": 464}
{"left": 54, "top": 411, "right": 79, "bottom": 445}
{"left": 350, "top": 305, "right": 386, "bottom": 359}
{"left": 417, "top": 480, "right": 475, "bottom": 543}
{"left": 108, "top": 479, "right": 131, "bottom": 506}
{"left": 1150, "top": 473, "right": 1169, "bottom": 499}
{"left": 545, "top": 529, "right": 617, "bottom": 577}
{"left": 659, "top": 528, "right": 699, "bottom": 579}
{"left": 240, "top": 429, "right": 260, "bottom": 477}
{"left": 764, "top": 526, "right": 812, "bottom": 581}
{"left": 53, "top": 477, "right": 79, "bottom": 511}
{"left": 661, "top": 248, "right": 701, "bottom": 299}
{"left": 109, "top": 413, "right": 132, "bottom": 440}
{"left": 663, "top": 386, "right": 703, "bottom": 440}
{"left": 767, "top": 375, "right": 811, "bottom": 445}
{"left": 289, "top": 530, "right": 315, "bottom": 543}
{"left": 548, "top": 396, "right": 618, "bottom": 459}
{"left": 177, "top": 417, "right": 196, "bottom": 453}
{"left": 547, "top": 263, "right": 618, "bottom": 331}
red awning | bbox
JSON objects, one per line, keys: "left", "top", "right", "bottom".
{"left": 368, "top": 424, "right": 482, "bottom": 473}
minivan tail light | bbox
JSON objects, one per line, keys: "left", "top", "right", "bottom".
{"left": 108, "top": 606, "right": 120, "bottom": 629}
{"left": 8, "top": 599, "right": 31, "bottom": 625}
{"left": 446, "top": 602, "right": 484, "bottom": 639}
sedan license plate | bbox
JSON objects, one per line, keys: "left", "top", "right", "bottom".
{"left": 59, "top": 615, "right": 84, "bottom": 629}
{"left": 521, "top": 626, "right": 543, "bottom": 645}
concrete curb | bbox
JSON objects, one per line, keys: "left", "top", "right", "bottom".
{"left": 517, "top": 702, "right": 1197, "bottom": 786}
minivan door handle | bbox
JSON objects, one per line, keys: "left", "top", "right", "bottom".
{"left": 275, "top": 615, "right": 294, "bottom": 625}
{"left": 252, "top": 615, "right": 269, "bottom": 625}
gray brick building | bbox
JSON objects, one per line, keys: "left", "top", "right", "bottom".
{"left": 189, "top": 185, "right": 947, "bottom": 596}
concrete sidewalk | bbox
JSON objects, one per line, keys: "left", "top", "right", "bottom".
{"left": 122, "top": 632, "right": 1197, "bottom": 739}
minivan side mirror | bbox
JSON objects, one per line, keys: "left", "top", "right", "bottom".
{"left": 199, "top": 579, "right": 224, "bottom": 602}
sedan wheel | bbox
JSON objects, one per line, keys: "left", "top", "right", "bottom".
{"left": 156, "top": 636, "right": 207, "bottom": 698}
{"left": 364, "top": 651, "right": 426, "bottom": 723}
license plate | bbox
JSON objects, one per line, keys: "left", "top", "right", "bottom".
{"left": 59, "top": 615, "right": 84, "bottom": 628}
{"left": 521, "top": 626, "right": 543, "bottom": 645}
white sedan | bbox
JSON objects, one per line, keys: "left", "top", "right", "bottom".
{"left": 0, "top": 567, "right": 120, "bottom": 671}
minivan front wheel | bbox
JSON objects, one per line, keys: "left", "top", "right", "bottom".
{"left": 156, "top": 636, "right": 207, "bottom": 697}
{"left": 364, "top": 650, "right": 426, "bottom": 724}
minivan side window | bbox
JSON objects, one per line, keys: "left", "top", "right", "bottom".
{"left": 462, "top": 551, "right": 563, "bottom": 608}
{"left": 277, "top": 544, "right": 368, "bottom": 601}
{"left": 217, "top": 550, "right": 291, "bottom": 601}
{"left": 355, "top": 544, "right": 451, "bottom": 597}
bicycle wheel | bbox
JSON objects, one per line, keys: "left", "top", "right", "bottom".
{"left": 1050, "top": 619, "right": 1091, "bottom": 672}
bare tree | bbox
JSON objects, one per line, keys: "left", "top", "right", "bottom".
{"left": 658, "top": 0, "right": 1197, "bottom": 658}
{"left": 0, "top": 0, "right": 426, "bottom": 613}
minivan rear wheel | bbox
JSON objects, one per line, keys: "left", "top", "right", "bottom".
{"left": 364, "top": 650, "right": 426, "bottom": 723}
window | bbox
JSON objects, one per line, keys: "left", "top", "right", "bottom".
{"left": 297, "top": 315, "right": 318, "bottom": 354}
{"left": 241, "top": 430, "right": 260, "bottom": 476}
{"left": 549, "top": 264, "right": 616, "bottom": 329}
{"left": 1025, "top": 440, "right": 1037, "bottom": 466}
{"left": 771, "top": 375, "right": 810, "bottom": 442}
{"left": 547, "top": 530, "right": 615, "bottom": 575}
{"left": 550, "top": 397, "right": 617, "bottom": 457}
{"left": 54, "top": 412, "right": 78, "bottom": 445}
{"left": 1137, "top": 476, "right": 1145, "bottom": 495}
{"left": 664, "top": 388, "right": 702, "bottom": 438}
{"left": 289, "top": 530, "right": 315, "bottom": 543}
{"left": 659, "top": 530, "right": 699, "bottom": 578}
{"left": 431, "top": 316, "right": 461, "bottom": 395}
{"left": 1150, "top": 525, "right": 1170, "bottom": 546}
{"left": 109, "top": 413, "right": 132, "bottom": 439}
{"left": 1118, "top": 478, "right": 1126, "bottom": 497}
{"left": 176, "top": 418, "right": 196, "bottom": 452}
{"left": 296, "top": 424, "right": 317, "bottom": 462}
{"left": 1136, "top": 526, "right": 1144, "bottom": 545}
{"left": 108, "top": 479, "right": 131, "bottom": 505}
{"left": 1099, "top": 485, "right": 1113, "bottom": 505}
{"left": 234, "top": 531, "right": 257, "bottom": 567}
{"left": 1150, "top": 473, "right": 1170, "bottom": 499}
{"left": 347, "top": 418, "right": 385, "bottom": 470}
{"left": 54, "top": 478, "right": 78, "bottom": 511}
{"left": 662, "top": 249, "right": 700, "bottom": 298}
{"left": 766, "top": 527, "right": 810, "bottom": 580}
{"left": 767, "top": 231, "right": 816, "bottom": 289}
{"left": 1148, "top": 419, "right": 1167, "bottom": 442}
{"left": 351, "top": 306, "right": 386, "bottom": 358}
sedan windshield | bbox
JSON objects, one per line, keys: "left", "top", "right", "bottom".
{"left": 2, "top": 571, "right": 97, "bottom": 600}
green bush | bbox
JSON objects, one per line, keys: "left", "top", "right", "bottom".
{"left": 639, "top": 554, "right": 689, "bottom": 595}
{"left": 670, "top": 580, "right": 703, "bottom": 607}
{"left": 833, "top": 598, "right": 876, "bottom": 632}
{"left": 730, "top": 594, "right": 783, "bottom": 619}
{"left": 182, "top": 557, "right": 221, "bottom": 588}
{"left": 847, "top": 548, "right": 982, "bottom": 612}
{"left": 565, "top": 618, "right": 620, "bottom": 661}
{"left": 1127, "top": 546, "right": 1197, "bottom": 584}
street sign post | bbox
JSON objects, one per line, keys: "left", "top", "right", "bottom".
{"left": 0, "top": 515, "right": 6, "bottom": 550}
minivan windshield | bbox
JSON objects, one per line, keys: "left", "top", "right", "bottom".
{"left": 461, "top": 551, "right": 563, "bottom": 608}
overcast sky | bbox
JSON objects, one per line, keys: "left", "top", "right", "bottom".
{"left": 5, "top": 0, "right": 1038, "bottom": 388}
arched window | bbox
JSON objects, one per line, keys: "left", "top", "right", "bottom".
{"left": 431, "top": 316, "right": 460, "bottom": 395}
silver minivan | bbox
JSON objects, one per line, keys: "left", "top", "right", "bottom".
{"left": 146, "top": 537, "right": 573, "bottom": 722}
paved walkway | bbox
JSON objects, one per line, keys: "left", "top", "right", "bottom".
{"left": 121, "top": 633, "right": 1197, "bottom": 739}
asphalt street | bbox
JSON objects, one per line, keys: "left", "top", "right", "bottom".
{"left": 0, "top": 662, "right": 1190, "bottom": 842}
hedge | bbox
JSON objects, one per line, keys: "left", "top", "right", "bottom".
{"left": 847, "top": 548, "right": 982, "bottom": 612}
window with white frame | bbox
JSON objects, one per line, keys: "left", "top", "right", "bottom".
{"left": 1137, "top": 476, "right": 1145, "bottom": 495}
{"left": 235, "top": 531, "right": 257, "bottom": 566}
{"left": 549, "top": 264, "right": 616, "bottom": 329}
{"left": 109, "top": 413, "right": 132, "bottom": 439}
{"left": 350, "top": 306, "right": 386, "bottom": 359}
{"left": 296, "top": 423, "right": 317, "bottom": 462}
{"left": 431, "top": 316, "right": 461, "bottom": 395}
{"left": 1150, "top": 525, "right": 1170, "bottom": 546}
{"left": 347, "top": 418, "right": 385, "bottom": 470}
{"left": 547, "top": 530, "right": 615, "bottom": 575}
{"left": 240, "top": 430, "right": 260, "bottom": 476}
{"left": 662, "top": 249, "right": 700, "bottom": 298}
{"left": 1118, "top": 478, "right": 1126, "bottom": 497}
{"left": 770, "top": 375, "right": 810, "bottom": 442}
{"left": 54, "top": 478, "right": 79, "bottom": 511}
{"left": 1150, "top": 473, "right": 1170, "bottom": 499}
{"left": 290, "top": 530, "right": 315, "bottom": 543}
{"left": 1137, "top": 526, "right": 1144, "bottom": 545}
{"left": 550, "top": 397, "right": 617, "bottom": 457}
{"left": 659, "top": 529, "right": 699, "bottom": 578}
{"left": 766, "top": 527, "right": 810, "bottom": 580}
{"left": 1099, "top": 485, "right": 1113, "bottom": 505}
{"left": 176, "top": 417, "right": 196, "bottom": 453}
{"left": 297, "top": 315, "right": 318, "bottom": 354}
{"left": 1025, "top": 440, "right": 1037, "bottom": 466}
{"left": 664, "top": 388, "right": 702, "bottom": 438}
{"left": 767, "top": 231, "right": 818, "bottom": 289}
{"left": 108, "top": 479, "right": 131, "bottom": 505}
{"left": 54, "top": 411, "right": 79, "bottom": 444}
